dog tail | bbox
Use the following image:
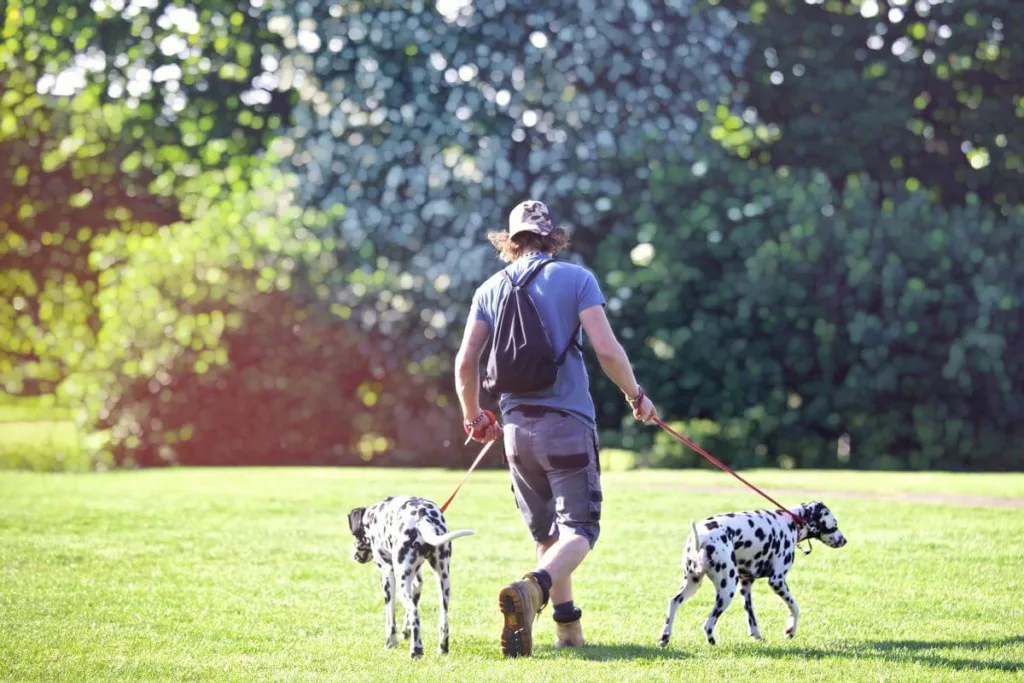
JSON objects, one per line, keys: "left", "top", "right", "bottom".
{"left": 416, "top": 519, "right": 475, "bottom": 546}
{"left": 688, "top": 520, "right": 703, "bottom": 555}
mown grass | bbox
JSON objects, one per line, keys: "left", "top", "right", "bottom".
{"left": 0, "top": 395, "right": 85, "bottom": 472}
{"left": 1, "top": 467, "right": 1022, "bottom": 682}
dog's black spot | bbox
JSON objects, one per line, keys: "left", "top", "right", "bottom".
{"left": 705, "top": 521, "right": 720, "bottom": 530}
{"left": 744, "top": 540, "right": 754, "bottom": 548}
{"left": 748, "top": 519, "right": 755, "bottom": 528}
{"left": 720, "top": 578, "right": 727, "bottom": 588}
{"left": 729, "top": 568, "right": 736, "bottom": 578}
{"left": 754, "top": 528, "right": 766, "bottom": 541}
{"left": 726, "top": 513, "right": 736, "bottom": 518}
{"left": 705, "top": 544, "right": 716, "bottom": 556}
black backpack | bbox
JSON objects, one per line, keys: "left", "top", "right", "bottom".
{"left": 482, "top": 258, "right": 581, "bottom": 396}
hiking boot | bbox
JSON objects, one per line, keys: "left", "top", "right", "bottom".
{"left": 554, "top": 618, "right": 585, "bottom": 649}
{"left": 498, "top": 575, "right": 547, "bottom": 657}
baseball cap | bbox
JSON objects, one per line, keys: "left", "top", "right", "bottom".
{"left": 508, "top": 200, "right": 555, "bottom": 237}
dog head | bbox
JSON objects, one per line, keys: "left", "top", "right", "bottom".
{"left": 347, "top": 507, "right": 372, "bottom": 563}
{"left": 800, "top": 501, "right": 847, "bottom": 548}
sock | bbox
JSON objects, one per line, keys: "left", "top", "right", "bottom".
{"left": 553, "top": 601, "right": 582, "bottom": 624}
{"left": 528, "top": 570, "right": 552, "bottom": 605}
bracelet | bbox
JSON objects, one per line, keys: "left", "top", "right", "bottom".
{"left": 627, "top": 384, "right": 644, "bottom": 408}
{"left": 466, "top": 412, "right": 487, "bottom": 428}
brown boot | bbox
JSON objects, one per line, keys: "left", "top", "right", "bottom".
{"left": 554, "top": 619, "right": 585, "bottom": 649}
{"left": 498, "top": 575, "right": 547, "bottom": 658}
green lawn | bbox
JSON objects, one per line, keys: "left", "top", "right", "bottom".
{"left": 1, "top": 468, "right": 1022, "bottom": 682}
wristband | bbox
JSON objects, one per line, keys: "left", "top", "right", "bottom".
{"left": 627, "top": 384, "right": 645, "bottom": 409}
{"left": 464, "top": 410, "right": 496, "bottom": 435}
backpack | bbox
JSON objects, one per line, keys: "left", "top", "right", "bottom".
{"left": 482, "top": 258, "right": 581, "bottom": 396}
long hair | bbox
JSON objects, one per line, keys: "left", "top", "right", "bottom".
{"left": 486, "top": 228, "right": 571, "bottom": 263}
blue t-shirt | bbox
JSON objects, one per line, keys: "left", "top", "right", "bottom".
{"left": 468, "top": 252, "right": 607, "bottom": 427}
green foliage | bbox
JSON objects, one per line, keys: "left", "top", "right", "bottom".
{"left": 2, "top": 0, "right": 1022, "bottom": 471}
{"left": 0, "top": 0, "right": 292, "bottom": 394}
{"left": 282, "top": 0, "right": 742, "bottom": 343}
{"left": 705, "top": 0, "right": 1024, "bottom": 208}
{"left": 592, "top": 145, "right": 1023, "bottom": 470}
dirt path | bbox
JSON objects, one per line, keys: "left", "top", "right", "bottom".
{"left": 629, "top": 483, "right": 1024, "bottom": 509}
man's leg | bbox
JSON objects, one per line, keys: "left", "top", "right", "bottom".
{"left": 534, "top": 417, "right": 601, "bottom": 650}
{"left": 536, "top": 535, "right": 589, "bottom": 604}
{"left": 499, "top": 413, "right": 556, "bottom": 658}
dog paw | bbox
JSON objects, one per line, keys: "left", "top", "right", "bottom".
{"left": 785, "top": 628, "right": 796, "bottom": 639}
{"left": 438, "top": 644, "right": 449, "bottom": 655}
{"left": 402, "top": 628, "right": 411, "bottom": 640}
{"left": 705, "top": 634, "right": 717, "bottom": 646}
{"left": 749, "top": 630, "right": 763, "bottom": 641}
{"left": 410, "top": 646, "right": 424, "bottom": 659}
{"left": 385, "top": 635, "right": 398, "bottom": 649}
{"left": 658, "top": 635, "right": 670, "bottom": 648}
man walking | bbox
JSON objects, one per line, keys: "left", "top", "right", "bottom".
{"left": 454, "top": 200, "right": 658, "bottom": 657}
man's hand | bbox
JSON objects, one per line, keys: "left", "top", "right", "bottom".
{"left": 464, "top": 409, "right": 500, "bottom": 443}
{"left": 626, "top": 384, "right": 658, "bottom": 423}
{"left": 632, "top": 394, "right": 658, "bottom": 423}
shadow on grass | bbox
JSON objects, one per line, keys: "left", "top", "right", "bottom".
{"left": 457, "top": 636, "right": 690, "bottom": 661}
{"left": 462, "top": 634, "right": 1022, "bottom": 670}
{"left": 567, "top": 642, "right": 690, "bottom": 662}
{"left": 752, "top": 635, "right": 1024, "bottom": 674}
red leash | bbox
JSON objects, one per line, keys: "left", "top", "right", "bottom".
{"left": 652, "top": 417, "right": 805, "bottom": 528}
{"left": 439, "top": 433, "right": 500, "bottom": 514}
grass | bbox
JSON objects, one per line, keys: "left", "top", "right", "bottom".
{"left": 1, "top": 468, "right": 1022, "bottom": 682}
{"left": 0, "top": 395, "right": 85, "bottom": 472}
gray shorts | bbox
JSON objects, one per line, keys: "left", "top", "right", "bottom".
{"left": 503, "top": 406, "right": 602, "bottom": 549}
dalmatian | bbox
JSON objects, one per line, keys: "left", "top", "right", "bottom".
{"left": 347, "top": 496, "right": 474, "bottom": 658}
{"left": 658, "top": 501, "right": 846, "bottom": 647}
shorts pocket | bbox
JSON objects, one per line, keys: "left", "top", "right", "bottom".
{"left": 542, "top": 414, "right": 590, "bottom": 465}
{"left": 586, "top": 468, "right": 602, "bottom": 522}
{"left": 549, "top": 452, "right": 589, "bottom": 469}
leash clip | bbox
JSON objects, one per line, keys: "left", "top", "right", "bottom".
{"left": 797, "top": 538, "right": 813, "bottom": 556}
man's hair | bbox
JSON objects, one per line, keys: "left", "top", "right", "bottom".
{"left": 486, "top": 228, "right": 571, "bottom": 263}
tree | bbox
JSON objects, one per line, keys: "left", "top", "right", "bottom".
{"left": 278, "top": 0, "right": 745, "bottom": 356}
{"left": 594, "top": 145, "right": 1024, "bottom": 470}
{"left": 1, "top": 0, "right": 292, "bottom": 394}
{"left": 705, "top": 0, "right": 1024, "bottom": 208}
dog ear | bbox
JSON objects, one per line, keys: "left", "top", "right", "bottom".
{"left": 348, "top": 507, "right": 366, "bottom": 536}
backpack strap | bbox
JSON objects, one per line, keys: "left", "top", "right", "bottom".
{"left": 502, "top": 257, "right": 582, "bottom": 365}
{"left": 504, "top": 258, "right": 555, "bottom": 290}
{"left": 555, "top": 321, "right": 582, "bottom": 365}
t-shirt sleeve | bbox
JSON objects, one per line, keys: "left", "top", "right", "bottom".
{"left": 468, "top": 287, "right": 492, "bottom": 329}
{"left": 577, "top": 268, "right": 606, "bottom": 314}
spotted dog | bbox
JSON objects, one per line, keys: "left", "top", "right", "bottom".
{"left": 658, "top": 501, "right": 847, "bottom": 647}
{"left": 348, "top": 496, "right": 475, "bottom": 658}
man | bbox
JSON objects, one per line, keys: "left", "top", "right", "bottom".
{"left": 454, "top": 199, "right": 658, "bottom": 657}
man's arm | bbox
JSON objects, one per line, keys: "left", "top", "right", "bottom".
{"left": 454, "top": 318, "right": 500, "bottom": 441}
{"left": 579, "top": 304, "right": 658, "bottom": 421}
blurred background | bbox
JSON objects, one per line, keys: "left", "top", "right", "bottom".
{"left": 1, "top": 0, "right": 1021, "bottom": 473}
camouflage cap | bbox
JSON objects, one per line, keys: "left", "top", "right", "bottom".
{"left": 508, "top": 200, "right": 554, "bottom": 237}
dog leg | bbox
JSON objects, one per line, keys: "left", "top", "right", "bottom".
{"left": 402, "top": 569, "right": 423, "bottom": 640}
{"left": 739, "top": 579, "right": 761, "bottom": 640}
{"left": 429, "top": 546, "right": 452, "bottom": 654}
{"left": 702, "top": 563, "right": 736, "bottom": 645}
{"left": 397, "top": 562, "right": 424, "bottom": 658}
{"left": 658, "top": 565, "right": 703, "bottom": 647}
{"left": 769, "top": 575, "right": 800, "bottom": 638}
{"left": 377, "top": 563, "right": 398, "bottom": 649}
